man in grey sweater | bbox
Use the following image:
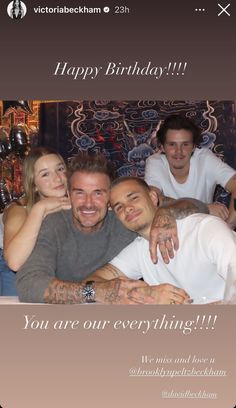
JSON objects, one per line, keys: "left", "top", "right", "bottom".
{"left": 17, "top": 152, "right": 205, "bottom": 304}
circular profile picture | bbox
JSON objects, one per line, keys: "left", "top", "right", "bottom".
{"left": 7, "top": 0, "right": 27, "bottom": 19}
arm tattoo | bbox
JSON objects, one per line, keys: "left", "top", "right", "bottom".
{"left": 104, "top": 279, "right": 121, "bottom": 304}
{"left": 159, "top": 195, "right": 176, "bottom": 207}
{"left": 93, "top": 264, "right": 123, "bottom": 280}
{"left": 44, "top": 279, "right": 85, "bottom": 304}
{"left": 44, "top": 264, "right": 124, "bottom": 304}
{"left": 158, "top": 198, "right": 208, "bottom": 220}
{"left": 180, "top": 197, "right": 209, "bottom": 214}
{"left": 155, "top": 214, "right": 175, "bottom": 229}
{"left": 167, "top": 206, "right": 198, "bottom": 220}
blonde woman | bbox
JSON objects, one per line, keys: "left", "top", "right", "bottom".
{"left": 2, "top": 147, "right": 70, "bottom": 289}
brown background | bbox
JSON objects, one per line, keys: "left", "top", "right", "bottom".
{"left": 0, "top": 305, "right": 235, "bottom": 408}
{"left": 0, "top": 0, "right": 235, "bottom": 99}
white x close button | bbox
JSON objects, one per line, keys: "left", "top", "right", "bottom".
{"left": 218, "top": 3, "right": 231, "bottom": 16}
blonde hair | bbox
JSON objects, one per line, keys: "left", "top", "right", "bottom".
{"left": 23, "top": 147, "right": 66, "bottom": 210}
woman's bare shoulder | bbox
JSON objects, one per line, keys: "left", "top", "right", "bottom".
{"left": 3, "top": 200, "right": 27, "bottom": 223}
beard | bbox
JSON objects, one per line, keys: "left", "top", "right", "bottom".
{"left": 72, "top": 206, "right": 107, "bottom": 232}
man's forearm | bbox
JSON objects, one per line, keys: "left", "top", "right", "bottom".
{"left": 44, "top": 278, "right": 120, "bottom": 304}
{"left": 44, "top": 278, "right": 86, "bottom": 304}
{"left": 43, "top": 265, "right": 124, "bottom": 303}
{"left": 43, "top": 265, "right": 148, "bottom": 305}
{"left": 44, "top": 277, "right": 121, "bottom": 304}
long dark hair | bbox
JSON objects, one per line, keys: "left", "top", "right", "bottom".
{"left": 12, "top": 0, "right": 23, "bottom": 19}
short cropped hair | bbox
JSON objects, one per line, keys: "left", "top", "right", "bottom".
{"left": 157, "top": 114, "right": 201, "bottom": 145}
{"left": 67, "top": 152, "right": 115, "bottom": 188}
{"left": 111, "top": 176, "right": 150, "bottom": 192}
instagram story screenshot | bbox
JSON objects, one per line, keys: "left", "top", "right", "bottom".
{"left": 0, "top": 1, "right": 236, "bottom": 408}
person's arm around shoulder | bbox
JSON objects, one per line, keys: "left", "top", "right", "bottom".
{"left": 149, "top": 197, "right": 209, "bottom": 264}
